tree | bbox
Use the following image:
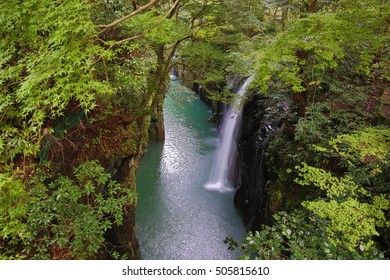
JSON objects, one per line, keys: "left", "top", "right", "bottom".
{"left": 0, "top": 0, "right": 163, "bottom": 259}
{"left": 0, "top": 0, "right": 110, "bottom": 163}
{"left": 252, "top": 0, "right": 389, "bottom": 116}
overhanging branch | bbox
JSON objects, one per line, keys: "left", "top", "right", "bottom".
{"left": 103, "top": 0, "right": 184, "bottom": 48}
{"left": 98, "top": 0, "right": 160, "bottom": 32}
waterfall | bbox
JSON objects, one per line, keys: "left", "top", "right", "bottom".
{"left": 169, "top": 68, "right": 178, "bottom": 80}
{"left": 205, "top": 76, "right": 254, "bottom": 192}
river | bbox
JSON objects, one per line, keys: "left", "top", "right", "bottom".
{"left": 135, "top": 79, "right": 245, "bottom": 260}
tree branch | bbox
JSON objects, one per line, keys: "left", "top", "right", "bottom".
{"left": 165, "top": 0, "right": 181, "bottom": 19}
{"left": 104, "top": 0, "right": 184, "bottom": 48}
{"left": 108, "top": 34, "right": 145, "bottom": 47}
{"left": 164, "top": 35, "right": 193, "bottom": 75}
{"left": 98, "top": 0, "right": 160, "bottom": 31}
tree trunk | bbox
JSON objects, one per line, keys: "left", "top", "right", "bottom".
{"left": 293, "top": 91, "right": 307, "bottom": 117}
{"left": 156, "top": 109, "right": 165, "bottom": 141}
{"left": 281, "top": 8, "right": 288, "bottom": 31}
{"left": 293, "top": 48, "right": 311, "bottom": 117}
{"left": 308, "top": 0, "right": 318, "bottom": 13}
{"left": 149, "top": 45, "right": 168, "bottom": 142}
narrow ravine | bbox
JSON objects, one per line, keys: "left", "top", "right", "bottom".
{"left": 135, "top": 79, "right": 245, "bottom": 260}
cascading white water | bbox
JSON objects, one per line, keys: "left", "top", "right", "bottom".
{"left": 169, "top": 68, "right": 178, "bottom": 80}
{"left": 205, "top": 76, "right": 254, "bottom": 192}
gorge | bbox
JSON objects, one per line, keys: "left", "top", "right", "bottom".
{"left": 1, "top": 0, "right": 388, "bottom": 261}
{"left": 136, "top": 79, "right": 245, "bottom": 259}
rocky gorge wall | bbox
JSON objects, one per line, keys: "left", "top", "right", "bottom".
{"left": 234, "top": 92, "right": 290, "bottom": 230}
{"left": 47, "top": 103, "right": 151, "bottom": 259}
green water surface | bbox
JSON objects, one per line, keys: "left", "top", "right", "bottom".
{"left": 136, "top": 80, "right": 244, "bottom": 259}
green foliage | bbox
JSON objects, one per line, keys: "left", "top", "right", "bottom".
{"left": 295, "top": 128, "right": 389, "bottom": 257}
{"left": 232, "top": 127, "right": 389, "bottom": 259}
{"left": 312, "top": 128, "right": 390, "bottom": 194}
{"left": 0, "top": 174, "right": 28, "bottom": 243}
{"left": 226, "top": 210, "right": 385, "bottom": 260}
{"left": 329, "top": 128, "right": 390, "bottom": 165}
{"left": 303, "top": 198, "right": 388, "bottom": 252}
{"left": 1, "top": 0, "right": 388, "bottom": 261}
{"left": 297, "top": 163, "right": 389, "bottom": 252}
{"left": 178, "top": 41, "right": 227, "bottom": 84}
{"left": 0, "top": 161, "right": 135, "bottom": 259}
{"left": 0, "top": 0, "right": 112, "bottom": 162}
{"left": 294, "top": 102, "right": 333, "bottom": 144}
{"left": 254, "top": 12, "right": 345, "bottom": 93}
{"left": 295, "top": 164, "right": 365, "bottom": 198}
{"left": 1, "top": 0, "right": 169, "bottom": 259}
{"left": 174, "top": 0, "right": 266, "bottom": 86}
{"left": 225, "top": 0, "right": 389, "bottom": 261}
{"left": 226, "top": 210, "right": 334, "bottom": 260}
{"left": 253, "top": 0, "right": 388, "bottom": 99}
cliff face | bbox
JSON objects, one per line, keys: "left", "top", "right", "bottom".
{"left": 234, "top": 93, "right": 289, "bottom": 230}
{"left": 48, "top": 102, "right": 151, "bottom": 259}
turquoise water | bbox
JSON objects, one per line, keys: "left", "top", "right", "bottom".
{"left": 135, "top": 80, "right": 245, "bottom": 260}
